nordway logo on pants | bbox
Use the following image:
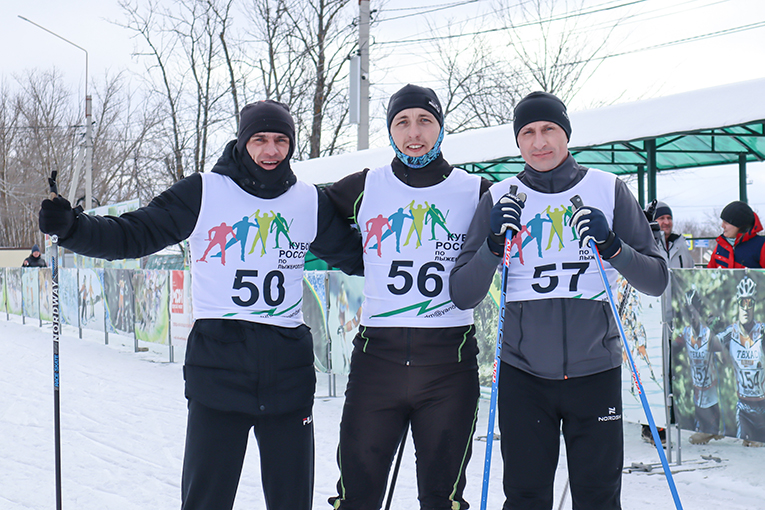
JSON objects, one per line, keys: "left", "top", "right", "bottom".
{"left": 598, "top": 407, "right": 621, "bottom": 422}
{"left": 302, "top": 415, "right": 313, "bottom": 426}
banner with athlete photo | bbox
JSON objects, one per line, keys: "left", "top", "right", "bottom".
{"left": 39, "top": 268, "right": 53, "bottom": 322}
{"left": 104, "top": 269, "right": 135, "bottom": 335}
{"left": 59, "top": 268, "right": 80, "bottom": 327}
{"left": 133, "top": 270, "right": 170, "bottom": 345}
{"left": 671, "top": 268, "right": 765, "bottom": 443}
{"left": 326, "top": 272, "right": 364, "bottom": 375}
{"left": 616, "top": 277, "right": 666, "bottom": 428}
{"left": 6, "top": 268, "right": 22, "bottom": 316}
{"left": 303, "top": 271, "right": 330, "bottom": 373}
{"left": 79, "top": 268, "right": 105, "bottom": 332}
{"left": 170, "top": 270, "right": 193, "bottom": 346}
{"left": 21, "top": 268, "right": 39, "bottom": 320}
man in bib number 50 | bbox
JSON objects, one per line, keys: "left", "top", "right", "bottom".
{"left": 450, "top": 91, "right": 668, "bottom": 509}
{"left": 38, "top": 100, "right": 364, "bottom": 510}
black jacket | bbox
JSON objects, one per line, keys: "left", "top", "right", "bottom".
{"left": 58, "top": 140, "right": 364, "bottom": 415}
{"left": 325, "top": 155, "right": 493, "bottom": 366}
{"left": 22, "top": 254, "right": 47, "bottom": 267}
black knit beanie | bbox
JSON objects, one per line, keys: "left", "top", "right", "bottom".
{"left": 387, "top": 84, "right": 443, "bottom": 130}
{"left": 236, "top": 100, "right": 295, "bottom": 160}
{"left": 721, "top": 201, "right": 755, "bottom": 231}
{"left": 654, "top": 201, "right": 672, "bottom": 219}
{"left": 513, "top": 91, "right": 571, "bottom": 146}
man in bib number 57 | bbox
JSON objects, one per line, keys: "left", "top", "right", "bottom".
{"left": 38, "top": 100, "right": 363, "bottom": 510}
{"left": 449, "top": 91, "right": 668, "bottom": 509}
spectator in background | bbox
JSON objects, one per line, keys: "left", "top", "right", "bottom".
{"left": 654, "top": 201, "right": 694, "bottom": 268}
{"left": 22, "top": 244, "right": 47, "bottom": 267}
{"left": 707, "top": 201, "right": 765, "bottom": 269}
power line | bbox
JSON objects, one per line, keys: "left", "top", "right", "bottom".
{"left": 591, "top": 20, "right": 765, "bottom": 63}
{"left": 373, "top": 0, "right": 648, "bottom": 46}
{"left": 378, "top": 0, "right": 480, "bottom": 21}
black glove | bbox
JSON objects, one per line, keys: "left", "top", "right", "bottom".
{"left": 488, "top": 192, "right": 526, "bottom": 255}
{"left": 571, "top": 205, "right": 621, "bottom": 259}
{"left": 39, "top": 196, "right": 78, "bottom": 240}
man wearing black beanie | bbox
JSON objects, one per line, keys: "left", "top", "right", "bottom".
{"left": 325, "top": 84, "right": 493, "bottom": 510}
{"left": 38, "top": 100, "right": 364, "bottom": 510}
{"left": 708, "top": 200, "right": 765, "bottom": 268}
{"left": 451, "top": 91, "right": 668, "bottom": 509}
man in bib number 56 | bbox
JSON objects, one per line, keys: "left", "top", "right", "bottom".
{"left": 38, "top": 100, "right": 364, "bottom": 510}
{"left": 325, "top": 84, "right": 494, "bottom": 510}
{"left": 449, "top": 91, "right": 668, "bottom": 509}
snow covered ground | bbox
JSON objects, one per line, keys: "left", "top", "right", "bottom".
{"left": 1, "top": 316, "right": 763, "bottom": 510}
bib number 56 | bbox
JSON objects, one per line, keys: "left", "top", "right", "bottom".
{"left": 387, "top": 260, "right": 445, "bottom": 298}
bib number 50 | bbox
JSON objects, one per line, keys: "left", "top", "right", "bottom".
{"left": 387, "top": 260, "right": 445, "bottom": 298}
{"left": 232, "top": 269, "right": 285, "bottom": 307}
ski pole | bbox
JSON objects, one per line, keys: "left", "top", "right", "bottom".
{"left": 570, "top": 195, "right": 683, "bottom": 510}
{"left": 480, "top": 185, "right": 525, "bottom": 510}
{"left": 384, "top": 425, "right": 408, "bottom": 510}
{"left": 48, "top": 171, "right": 63, "bottom": 510}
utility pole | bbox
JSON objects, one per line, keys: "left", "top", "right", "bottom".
{"left": 18, "top": 16, "right": 92, "bottom": 209}
{"left": 357, "top": 0, "right": 370, "bottom": 150}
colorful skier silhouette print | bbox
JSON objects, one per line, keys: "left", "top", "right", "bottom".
{"left": 212, "top": 215, "right": 259, "bottom": 262}
{"left": 424, "top": 202, "right": 450, "bottom": 240}
{"left": 404, "top": 200, "right": 428, "bottom": 248}
{"left": 508, "top": 203, "right": 586, "bottom": 263}
{"left": 363, "top": 200, "right": 461, "bottom": 257}
{"left": 200, "top": 209, "right": 297, "bottom": 264}
{"left": 270, "top": 212, "right": 292, "bottom": 249}
{"left": 364, "top": 214, "right": 392, "bottom": 257}
{"left": 197, "top": 222, "right": 237, "bottom": 265}
{"left": 249, "top": 210, "right": 277, "bottom": 256}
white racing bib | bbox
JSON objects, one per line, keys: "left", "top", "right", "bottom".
{"left": 189, "top": 173, "right": 318, "bottom": 327}
{"left": 358, "top": 165, "right": 480, "bottom": 328}
{"left": 490, "top": 169, "right": 619, "bottom": 303}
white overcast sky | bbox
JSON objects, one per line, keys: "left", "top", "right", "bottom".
{"left": 2, "top": 0, "right": 764, "bottom": 223}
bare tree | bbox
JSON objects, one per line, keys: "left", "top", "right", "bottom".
{"left": 495, "top": 0, "right": 616, "bottom": 103}
{"left": 424, "top": 0, "right": 621, "bottom": 133}
{"left": 243, "top": 0, "right": 357, "bottom": 159}
{"left": 117, "top": 0, "right": 235, "bottom": 179}
{"left": 430, "top": 29, "right": 525, "bottom": 133}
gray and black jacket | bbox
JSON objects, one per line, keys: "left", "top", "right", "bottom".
{"left": 449, "top": 154, "right": 668, "bottom": 380}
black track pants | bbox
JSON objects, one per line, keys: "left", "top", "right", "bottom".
{"left": 498, "top": 364, "right": 623, "bottom": 510}
{"left": 332, "top": 350, "right": 479, "bottom": 510}
{"left": 181, "top": 400, "right": 314, "bottom": 510}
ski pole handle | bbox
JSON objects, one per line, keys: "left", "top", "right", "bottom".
{"left": 48, "top": 170, "right": 59, "bottom": 199}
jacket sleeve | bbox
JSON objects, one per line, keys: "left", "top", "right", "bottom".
{"left": 309, "top": 188, "right": 364, "bottom": 276}
{"left": 449, "top": 192, "right": 500, "bottom": 310}
{"left": 58, "top": 174, "right": 202, "bottom": 260}
{"left": 607, "top": 179, "right": 669, "bottom": 296}
{"left": 324, "top": 170, "right": 368, "bottom": 225}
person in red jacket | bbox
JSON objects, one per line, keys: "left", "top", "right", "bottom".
{"left": 707, "top": 201, "right": 765, "bottom": 269}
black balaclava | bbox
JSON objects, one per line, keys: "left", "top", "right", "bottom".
{"left": 513, "top": 91, "right": 571, "bottom": 147}
{"left": 235, "top": 100, "right": 297, "bottom": 193}
{"left": 386, "top": 84, "right": 445, "bottom": 169}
